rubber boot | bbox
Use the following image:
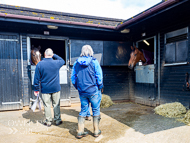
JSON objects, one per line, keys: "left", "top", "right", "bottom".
{"left": 77, "top": 116, "right": 88, "bottom": 139}
{"left": 93, "top": 116, "right": 101, "bottom": 137}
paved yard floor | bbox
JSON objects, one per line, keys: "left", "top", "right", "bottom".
{"left": 0, "top": 102, "right": 190, "bottom": 143}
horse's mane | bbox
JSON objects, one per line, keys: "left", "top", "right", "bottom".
{"left": 137, "top": 48, "right": 143, "bottom": 53}
{"left": 132, "top": 47, "right": 143, "bottom": 53}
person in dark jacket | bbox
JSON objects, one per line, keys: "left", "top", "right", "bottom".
{"left": 34, "top": 48, "right": 65, "bottom": 127}
{"left": 71, "top": 45, "right": 103, "bottom": 139}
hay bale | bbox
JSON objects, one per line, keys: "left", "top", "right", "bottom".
{"left": 154, "top": 102, "right": 186, "bottom": 118}
{"left": 100, "top": 94, "right": 113, "bottom": 108}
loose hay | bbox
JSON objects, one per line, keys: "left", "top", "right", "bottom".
{"left": 177, "top": 110, "right": 190, "bottom": 125}
{"left": 100, "top": 94, "right": 113, "bottom": 108}
{"left": 154, "top": 102, "right": 186, "bottom": 118}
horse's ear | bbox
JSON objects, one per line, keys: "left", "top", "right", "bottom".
{"left": 38, "top": 46, "right": 41, "bottom": 50}
{"left": 134, "top": 45, "right": 138, "bottom": 50}
{"left": 31, "top": 45, "right": 34, "bottom": 50}
{"left": 131, "top": 46, "right": 134, "bottom": 51}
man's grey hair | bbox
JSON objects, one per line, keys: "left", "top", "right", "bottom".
{"left": 45, "top": 48, "right": 53, "bottom": 56}
{"left": 80, "top": 45, "right": 94, "bottom": 57}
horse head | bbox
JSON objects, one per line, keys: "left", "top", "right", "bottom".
{"left": 128, "top": 46, "right": 146, "bottom": 69}
{"left": 31, "top": 45, "right": 41, "bottom": 65}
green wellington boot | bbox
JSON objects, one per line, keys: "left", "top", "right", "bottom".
{"left": 77, "top": 116, "right": 88, "bottom": 139}
{"left": 93, "top": 116, "right": 101, "bottom": 137}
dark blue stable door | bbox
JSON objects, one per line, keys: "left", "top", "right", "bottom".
{"left": 0, "top": 33, "right": 23, "bottom": 111}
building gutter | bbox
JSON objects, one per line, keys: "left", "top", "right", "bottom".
{"left": 0, "top": 12, "right": 116, "bottom": 30}
{"left": 116, "top": 0, "right": 179, "bottom": 30}
{"left": 0, "top": 4, "right": 123, "bottom": 22}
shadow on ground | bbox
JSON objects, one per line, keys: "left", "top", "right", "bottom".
{"left": 101, "top": 103, "right": 185, "bottom": 134}
{"left": 22, "top": 110, "right": 44, "bottom": 124}
{"left": 34, "top": 120, "right": 93, "bottom": 138}
{"left": 60, "top": 108, "right": 79, "bottom": 118}
{"left": 22, "top": 108, "right": 79, "bottom": 122}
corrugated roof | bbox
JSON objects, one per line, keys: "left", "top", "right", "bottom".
{"left": 0, "top": 4, "right": 123, "bottom": 27}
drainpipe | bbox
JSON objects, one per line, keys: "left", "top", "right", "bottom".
{"left": 158, "top": 33, "right": 161, "bottom": 105}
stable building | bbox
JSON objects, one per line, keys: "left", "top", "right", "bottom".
{"left": 0, "top": 0, "right": 190, "bottom": 111}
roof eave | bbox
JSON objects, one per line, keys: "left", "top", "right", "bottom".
{"left": 0, "top": 12, "right": 116, "bottom": 30}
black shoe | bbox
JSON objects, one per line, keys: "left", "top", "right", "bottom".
{"left": 56, "top": 121, "right": 62, "bottom": 126}
{"left": 44, "top": 122, "right": 51, "bottom": 127}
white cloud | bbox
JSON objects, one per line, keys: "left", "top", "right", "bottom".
{"left": 0, "top": 0, "right": 161, "bottom": 19}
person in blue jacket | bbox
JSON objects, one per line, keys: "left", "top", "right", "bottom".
{"left": 71, "top": 45, "right": 103, "bottom": 139}
{"left": 34, "top": 48, "right": 65, "bottom": 127}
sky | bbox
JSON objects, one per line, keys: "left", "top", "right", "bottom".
{"left": 0, "top": 0, "right": 161, "bottom": 19}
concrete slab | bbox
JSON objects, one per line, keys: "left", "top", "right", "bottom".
{"left": 0, "top": 102, "right": 189, "bottom": 143}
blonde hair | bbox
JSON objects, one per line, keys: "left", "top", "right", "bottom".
{"left": 80, "top": 45, "right": 94, "bottom": 57}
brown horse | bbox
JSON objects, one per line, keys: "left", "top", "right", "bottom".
{"left": 128, "top": 46, "right": 154, "bottom": 69}
{"left": 31, "top": 45, "right": 41, "bottom": 65}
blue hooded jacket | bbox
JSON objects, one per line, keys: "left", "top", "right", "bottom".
{"left": 71, "top": 56, "right": 103, "bottom": 96}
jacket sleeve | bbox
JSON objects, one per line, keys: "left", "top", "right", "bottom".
{"left": 93, "top": 59, "right": 103, "bottom": 90}
{"left": 34, "top": 64, "right": 41, "bottom": 91}
{"left": 71, "top": 61, "right": 77, "bottom": 89}
{"left": 53, "top": 54, "right": 65, "bottom": 68}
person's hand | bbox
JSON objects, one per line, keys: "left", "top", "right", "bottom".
{"left": 186, "top": 82, "right": 189, "bottom": 88}
{"left": 101, "top": 88, "right": 104, "bottom": 93}
{"left": 34, "top": 91, "right": 39, "bottom": 96}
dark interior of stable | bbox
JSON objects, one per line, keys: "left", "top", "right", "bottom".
{"left": 138, "top": 37, "right": 154, "bottom": 53}
{"left": 30, "top": 38, "right": 66, "bottom": 64}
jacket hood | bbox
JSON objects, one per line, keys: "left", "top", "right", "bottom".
{"left": 77, "top": 56, "right": 92, "bottom": 66}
